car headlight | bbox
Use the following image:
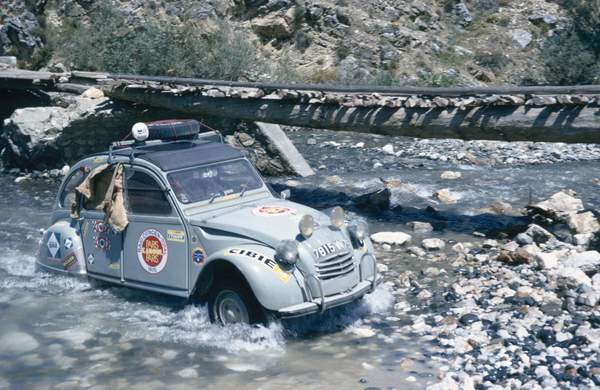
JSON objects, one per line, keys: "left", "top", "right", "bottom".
{"left": 330, "top": 206, "right": 345, "bottom": 229}
{"left": 348, "top": 220, "right": 369, "bottom": 245}
{"left": 275, "top": 239, "right": 299, "bottom": 266}
{"left": 299, "top": 214, "right": 316, "bottom": 239}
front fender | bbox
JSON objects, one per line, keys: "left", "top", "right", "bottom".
{"left": 201, "top": 244, "right": 306, "bottom": 311}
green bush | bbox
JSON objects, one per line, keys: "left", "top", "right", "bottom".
{"left": 542, "top": 0, "right": 600, "bottom": 85}
{"left": 54, "top": 5, "right": 259, "bottom": 80}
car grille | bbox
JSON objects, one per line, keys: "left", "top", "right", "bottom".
{"left": 315, "top": 252, "right": 355, "bottom": 280}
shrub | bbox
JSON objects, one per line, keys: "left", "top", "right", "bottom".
{"left": 542, "top": 29, "right": 599, "bottom": 85}
{"left": 474, "top": 51, "right": 509, "bottom": 71}
{"left": 541, "top": 0, "right": 600, "bottom": 85}
{"left": 54, "top": 5, "right": 259, "bottom": 80}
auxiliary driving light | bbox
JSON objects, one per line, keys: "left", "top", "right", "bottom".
{"left": 299, "top": 214, "right": 316, "bottom": 239}
{"left": 275, "top": 239, "right": 299, "bottom": 266}
{"left": 330, "top": 206, "right": 345, "bottom": 229}
{"left": 132, "top": 122, "right": 149, "bottom": 142}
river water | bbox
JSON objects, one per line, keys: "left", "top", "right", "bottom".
{"left": 1, "top": 130, "right": 600, "bottom": 389}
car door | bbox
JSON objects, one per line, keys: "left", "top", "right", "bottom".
{"left": 122, "top": 168, "right": 188, "bottom": 295}
{"left": 80, "top": 167, "right": 123, "bottom": 280}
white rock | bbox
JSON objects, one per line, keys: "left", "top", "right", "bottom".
{"left": 592, "top": 273, "right": 600, "bottom": 291}
{"left": 407, "top": 221, "right": 433, "bottom": 232}
{"left": 577, "top": 291, "right": 600, "bottom": 307}
{"left": 433, "top": 188, "right": 458, "bottom": 204}
{"left": 501, "top": 241, "right": 519, "bottom": 252}
{"left": 451, "top": 242, "right": 466, "bottom": 254}
{"left": 536, "top": 252, "right": 559, "bottom": 269}
{"left": 567, "top": 211, "right": 600, "bottom": 234}
{"left": 482, "top": 239, "right": 498, "bottom": 248}
{"left": 530, "top": 190, "right": 584, "bottom": 218}
{"left": 81, "top": 87, "right": 104, "bottom": 99}
{"left": 348, "top": 326, "right": 376, "bottom": 338}
{"left": 0, "top": 332, "right": 39, "bottom": 355}
{"left": 60, "top": 165, "right": 70, "bottom": 176}
{"left": 370, "top": 231, "right": 412, "bottom": 246}
{"left": 381, "top": 144, "right": 395, "bottom": 155}
{"left": 177, "top": 368, "right": 199, "bottom": 378}
{"left": 511, "top": 29, "right": 533, "bottom": 48}
{"left": 555, "top": 267, "right": 592, "bottom": 287}
{"left": 440, "top": 171, "right": 462, "bottom": 180}
{"left": 422, "top": 238, "right": 445, "bottom": 251}
{"left": 574, "top": 233, "right": 593, "bottom": 247}
{"left": 567, "top": 250, "right": 600, "bottom": 271}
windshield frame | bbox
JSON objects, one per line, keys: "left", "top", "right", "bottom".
{"left": 166, "top": 158, "right": 269, "bottom": 206}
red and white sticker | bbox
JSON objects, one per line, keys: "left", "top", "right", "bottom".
{"left": 252, "top": 205, "right": 296, "bottom": 216}
{"left": 137, "top": 229, "right": 168, "bottom": 274}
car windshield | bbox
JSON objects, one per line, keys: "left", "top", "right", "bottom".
{"left": 167, "top": 159, "right": 264, "bottom": 204}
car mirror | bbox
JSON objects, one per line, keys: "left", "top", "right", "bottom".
{"left": 280, "top": 189, "right": 291, "bottom": 200}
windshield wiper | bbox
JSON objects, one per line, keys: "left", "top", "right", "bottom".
{"left": 239, "top": 184, "right": 248, "bottom": 198}
{"left": 208, "top": 191, "right": 224, "bottom": 203}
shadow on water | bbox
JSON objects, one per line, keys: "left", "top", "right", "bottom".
{"left": 271, "top": 183, "right": 530, "bottom": 237}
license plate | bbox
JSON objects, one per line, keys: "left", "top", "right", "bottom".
{"left": 313, "top": 240, "right": 349, "bottom": 259}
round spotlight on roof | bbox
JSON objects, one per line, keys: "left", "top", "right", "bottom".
{"left": 132, "top": 122, "right": 149, "bottom": 142}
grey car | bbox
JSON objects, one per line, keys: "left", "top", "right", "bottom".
{"left": 37, "top": 120, "right": 380, "bottom": 324}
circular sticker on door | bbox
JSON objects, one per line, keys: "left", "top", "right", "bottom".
{"left": 137, "top": 229, "right": 168, "bottom": 274}
{"left": 252, "top": 205, "right": 296, "bottom": 216}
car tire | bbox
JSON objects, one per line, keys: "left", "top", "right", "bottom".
{"left": 208, "top": 280, "right": 266, "bottom": 325}
{"left": 146, "top": 119, "right": 200, "bottom": 141}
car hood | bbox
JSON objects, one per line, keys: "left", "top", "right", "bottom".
{"left": 189, "top": 199, "right": 332, "bottom": 247}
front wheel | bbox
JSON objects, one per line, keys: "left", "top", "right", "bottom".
{"left": 208, "top": 281, "right": 266, "bottom": 325}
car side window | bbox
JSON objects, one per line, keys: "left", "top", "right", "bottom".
{"left": 59, "top": 170, "right": 85, "bottom": 208}
{"left": 126, "top": 171, "right": 172, "bottom": 215}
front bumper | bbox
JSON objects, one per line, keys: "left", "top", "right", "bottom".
{"left": 277, "top": 275, "right": 383, "bottom": 319}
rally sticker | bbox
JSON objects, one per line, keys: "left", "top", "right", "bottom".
{"left": 63, "top": 253, "right": 77, "bottom": 270}
{"left": 64, "top": 237, "right": 73, "bottom": 250}
{"left": 252, "top": 206, "right": 297, "bottom": 216}
{"left": 167, "top": 229, "right": 186, "bottom": 243}
{"left": 95, "top": 236, "right": 110, "bottom": 251}
{"left": 192, "top": 247, "right": 206, "bottom": 265}
{"left": 93, "top": 220, "right": 108, "bottom": 233}
{"left": 137, "top": 229, "right": 168, "bottom": 274}
{"left": 227, "top": 248, "right": 290, "bottom": 283}
{"left": 47, "top": 232, "right": 61, "bottom": 258}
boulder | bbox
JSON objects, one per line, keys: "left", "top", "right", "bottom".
{"left": 536, "top": 252, "right": 559, "bottom": 269}
{"left": 370, "top": 231, "right": 412, "bottom": 246}
{"left": 528, "top": 190, "right": 584, "bottom": 220}
{"left": 422, "top": 238, "right": 445, "bottom": 251}
{"left": 440, "top": 171, "right": 461, "bottom": 180}
{"left": 251, "top": 15, "right": 292, "bottom": 39}
{"left": 566, "top": 251, "right": 600, "bottom": 273}
{"left": 524, "top": 224, "right": 557, "bottom": 245}
{"left": 497, "top": 248, "right": 533, "bottom": 265}
{"left": 433, "top": 188, "right": 458, "bottom": 204}
{"left": 81, "top": 87, "right": 105, "bottom": 99}
{"left": 407, "top": 221, "right": 433, "bottom": 233}
{"left": 511, "top": 29, "right": 533, "bottom": 49}
{"left": 555, "top": 267, "right": 592, "bottom": 288}
{"left": 567, "top": 212, "right": 600, "bottom": 234}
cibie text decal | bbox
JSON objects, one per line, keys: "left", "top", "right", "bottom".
{"left": 226, "top": 248, "right": 290, "bottom": 282}
{"left": 252, "top": 206, "right": 296, "bottom": 216}
{"left": 137, "top": 229, "right": 168, "bottom": 274}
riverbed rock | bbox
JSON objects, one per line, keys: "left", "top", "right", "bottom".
{"left": 497, "top": 248, "right": 533, "bottom": 265}
{"left": 528, "top": 190, "right": 584, "bottom": 220}
{"left": 370, "top": 231, "right": 412, "bottom": 246}
{"left": 433, "top": 188, "right": 458, "bottom": 204}
{"left": 407, "top": 221, "right": 433, "bottom": 233}
{"left": 567, "top": 211, "right": 600, "bottom": 234}
{"left": 555, "top": 267, "right": 592, "bottom": 288}
{"left": 536, "top": 252, "right": 559, "bottom": 269}
{"left": 81, "top": 87, "right": 104, "bottom": 99}
{"left": 0, "top": 331, "right": 39, "bottom": 355}
{"left": 440, "top": 171, "right": 461, "bottom": 180}
{"left": 524, "top": 224, "right": 557, "bottom": 245}
{"left": 422, "top": 238, "right": 445, "bottom": 251}
{"left": 566, "top": 250, "right": 600, "bottom": 272}
{"left": 251, "top": 14, "right": 292, "bottom": 39}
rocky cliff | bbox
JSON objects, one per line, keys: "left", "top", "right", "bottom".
{"left": 1, "top": 0, "right": 567, "bottom": 86}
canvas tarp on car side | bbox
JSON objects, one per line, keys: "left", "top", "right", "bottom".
{"left": 71, "top": 163, "right": 129, "bottom": 232}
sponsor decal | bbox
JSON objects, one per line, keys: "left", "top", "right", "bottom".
{"left": 87, "top": 253, "right": 95, "bottom": 264}
{"left": 64, "top": 237, "right": 73, "bottom": 250}
{"left": 92, "top": 156, "right": 107, "bottom": 163}
{"left": 252, "top": 205, "right": 297, "bottom": 217}
{"left": 47, "top": 232, "right": 61, "bottom": 258}
{"left": 63, "top": 253, "right": 78, "bottom": 270}
{"left": 93, "top": 220, "right": 108, "bottom": 234}
{"left": 191, "top": 247, "right": 206, "bottom": 265}
{"left": 313, "top": 240, "right": 349, "bottom": 259}
{"left": 108, "top": 262, "right": 120, "bottom": 270}
{"left": 226, "top": 248, "right": 290, "bottom": 283}
{"left": 95, "top": 236, "right": 110, "bottom": 251}
{"left": 167, "top": 229, "right": 186, "bottom": 243}
{"left": 137, "top": 229, "right": 168, "bottom": 274}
